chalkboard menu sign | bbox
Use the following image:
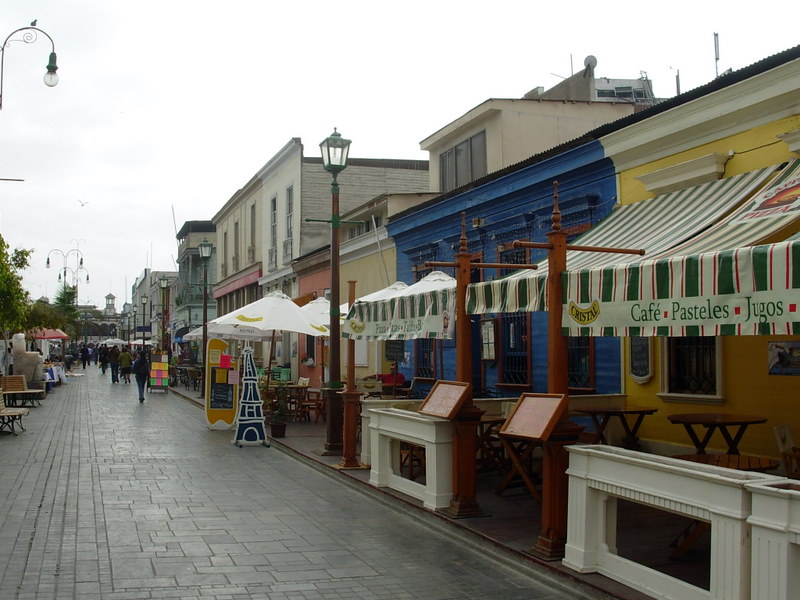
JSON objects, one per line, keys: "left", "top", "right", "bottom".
{"left": 210, "top": 367, "right": 234, "bottom": 409}
{"left": 629, "top": 337, "right": 653, "bottom": 384}
{"left": 385, "top": 340, "right": 405, "bottom": 363}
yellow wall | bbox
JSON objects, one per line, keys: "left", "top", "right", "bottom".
{"left": 618, "top": 116, "right": 800, "bottom": 459}
{"left": 625, "top": 336, "right": 800, "bottom": 457}
{"left": 619, "top": 115, "right": 800, "bottom": 204}
{"left": 340, "top": 247, "right": 397, "bottom": 378}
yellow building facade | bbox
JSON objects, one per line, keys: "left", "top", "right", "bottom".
{"left": 603, "top": 55, "right": 800, "bottom": 459}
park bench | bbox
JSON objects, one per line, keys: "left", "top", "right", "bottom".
{"left": 0, "top": 390, "right": 29, "bottom": 435}
{"left": 0, "top": 375, "right": 45, "bottom": 408}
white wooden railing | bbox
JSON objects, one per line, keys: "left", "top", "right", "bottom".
{"left": 564, "top": 445, "right": 784, "bottom": 600}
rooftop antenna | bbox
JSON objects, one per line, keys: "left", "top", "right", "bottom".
{"left": 714, "top": 32, "right": 720, "bottom": 78}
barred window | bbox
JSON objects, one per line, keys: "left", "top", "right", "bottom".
{"left": 667, "top": 337, "right": 717, "bottom": 395}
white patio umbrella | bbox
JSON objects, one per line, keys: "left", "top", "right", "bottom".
{"left": 101, "top": 337, "right": 127, "bottom": 346}
{"left": 299, "top": 297, "right": 349, "bottom": 327}
{"left": 210, "top": 291, "right": 328, "bottom": 338}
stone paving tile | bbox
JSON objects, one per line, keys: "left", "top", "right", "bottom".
{"left": 0, "top": 370, "right": 599, "bottom": 600}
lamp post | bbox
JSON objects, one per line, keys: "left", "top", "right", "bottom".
{"left": 132, "top": 307, "right": 137, "bottom": 346}
{"left": 140, "top": 295, "right": 148, "bottom": 348}
{"left": 198, "top": 239, "right": 213, "bottom": 373}
{"left": 47, "top": 248, "right": 84, "bottom": 304}
{"left": 319, "top": 128, "right": 351, "bottom": 454}
{"left": 0, "top": 25, "right": 59, "bottom": 110}
{"left": 159, "top": 276, "right": 170, "bottom": 352}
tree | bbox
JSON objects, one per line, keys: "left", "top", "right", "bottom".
{"left": 25, "top": 298, "right": 66, "bottom": 331}
{"left": 0, "top": 235, "right": 32, "bottom": 337}
{"left": 52, "top": 284, "right": 79, "bottom": 339}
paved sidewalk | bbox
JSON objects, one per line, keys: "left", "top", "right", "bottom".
{"left": 0, "top": 369, "right": 604, "bottom": 600}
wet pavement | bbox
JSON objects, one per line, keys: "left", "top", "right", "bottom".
{"left": 0, "top": 369, "right": 613, "bottom": 600}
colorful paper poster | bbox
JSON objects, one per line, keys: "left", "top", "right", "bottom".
{"left": 219, "top": 354, "right": 231, "bottom": 368}
{"left": 215, "top": 369, "right": 228, "bottom": 384}
{"left": 228, "top": 370, "right": 240, "bottom": 385}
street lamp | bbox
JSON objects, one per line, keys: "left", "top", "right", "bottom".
{"left": 198, "top": 239, "right": 213, "bottom": 373}
{"left": 140, "top": 295, "right": 148, "bottom": 348}
{"left": 159, "top": 276, "right": 170, "bottom": 352}
{"left": 0, "top": 26, "right": 59, "bottom": 110}
{"left": 47, "top": 248, "right": 85, "bottom": 303}
{"left": 320, "top": 128, "right": 351, "bottom": 454}
{"left": 132, "top": 307, "right": 137, "bottom": 345}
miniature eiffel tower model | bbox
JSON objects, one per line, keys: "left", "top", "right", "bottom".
{"left": 233, "top": 346, "right": 268, "bottom": 447}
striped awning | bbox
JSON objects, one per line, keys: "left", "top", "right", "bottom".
{"left": 563, "top": 161, "right": 800, "bottom": 335}
{"left": 467, "top": 165, "right": 779, "bottom": 315}
{"left": 343, "top": 271, "right": 456, "bottom": 340}
{"left": 563, "top": 239, "right": 800, "bottom": 336}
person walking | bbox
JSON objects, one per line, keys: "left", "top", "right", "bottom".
{"left": 132, "top": 350, "right": 150, "bottom": 403}
{"left": 108, "top": 345, "right": 120, "bottom": 383}
{"left": 118, "top": 346, "right": 133, "bottom": 384}
{"left": 80, "top": 345, "right": 90, "bottom": 369}
{"left": 99, "top": 345, "right": 109, "bottom": 374}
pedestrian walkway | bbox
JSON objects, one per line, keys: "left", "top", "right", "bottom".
{"left": 0, "top": 368, "right": 607, "bottom": 600}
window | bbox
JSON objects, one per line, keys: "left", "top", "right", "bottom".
{"left": 285, "top": 186, "right": 293, "bottom": 239}
{"left": 250, "top": 203, "right": 256, "bottom": 250}
{"left": 415, "top": 338, "right": 435, "bottom": 378}
{"left": 270, "top": 196, "right": 277, "bottom": 249}
{"left": 567, "top": 337, "right": 595, "bottom": 392}
{"left": 439, "top": 131, "right": 487, "bottom": 192}
{"left": 233, "top": 222, "right": 240, "bottom": 271}
{"left": 498, "top": 245, "right": 530, "bottom": 386}
{"left": 659, "top": 337, "right": 722, "bottom": 404}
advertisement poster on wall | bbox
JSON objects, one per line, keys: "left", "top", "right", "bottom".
{"left": 768, "top": 341, "right": 800, "bottom": 376}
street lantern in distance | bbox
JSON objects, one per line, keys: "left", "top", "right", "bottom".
{"left": 198, "top": 239, "right": 213, "bottom": 382}
{"left": 159, "top": 276, "right": 169, "bottom": 352}
{"left": 141, "top": 295, "right": 148, "bottom": 348}
{"left": 319, "top": 128, "right": 351, "bottom": 454}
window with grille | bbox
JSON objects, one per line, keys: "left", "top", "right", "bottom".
{"left": 666, "top": 337, "right": 717, "bottom": 396}
{"left": 498, "top": 246, "right": 530, "bottom": 385}
{"left": 415, "top": 338, "right": 435, "bottom": 378}
{"left": 567, "top": 337, "right": 595, "bottom": 392}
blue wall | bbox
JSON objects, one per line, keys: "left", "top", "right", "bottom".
{"left": 387, "top": 140, "right": 622, "bottom": 395}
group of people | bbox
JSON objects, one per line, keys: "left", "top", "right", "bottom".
{"left": 78, "top": 343, "right": 151, "bottom": 403}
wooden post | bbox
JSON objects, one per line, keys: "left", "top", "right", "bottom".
{"left": 339, "top": 280, "right": 362, "bottom": 468}
{"left": 445, "top": 215, "right": 484, "bottom": 517}
{"left": 513, "top": 182, "right": 644, "bottom": 560}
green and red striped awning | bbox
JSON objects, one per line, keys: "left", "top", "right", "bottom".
{"left": 564, "top": 238, "right": 800, "bottom": 336}
{"left": 466, "top": 165, "right": 779, "bottom": 315}
{"left": 343, "top": 271, "right": 456, "bottom": 340}
{"left": 562, "top": 161, "right": 800, "bottom": 336}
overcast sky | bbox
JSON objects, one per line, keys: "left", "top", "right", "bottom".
{"left": 1, "top": 0, "right": 796, "bottom": 313}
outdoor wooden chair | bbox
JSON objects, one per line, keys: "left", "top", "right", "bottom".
{"left": 0, "top": 390, "right": 29, "bottom": 435}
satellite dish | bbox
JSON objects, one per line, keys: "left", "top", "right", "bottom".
{"left": 584, "top": 55, "right": 598, "bottom": 69}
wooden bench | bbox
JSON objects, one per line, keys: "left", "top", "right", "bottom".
{"left": 0, "top": 375, "right": 45, "bottom": 408}
{"left": 0, "top": 390, "right": 29, "bottom": 435}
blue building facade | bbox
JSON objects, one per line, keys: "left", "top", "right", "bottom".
{"left": 386, "top": 139, "right": 622, "bottom": 396}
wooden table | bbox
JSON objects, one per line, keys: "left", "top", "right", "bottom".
{"left": 667, "top": 413, "right": 767, "bottom": 455}
{"left": 575, "top": 405, "right": 657, "bottom": 450}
